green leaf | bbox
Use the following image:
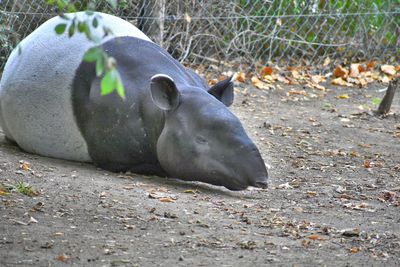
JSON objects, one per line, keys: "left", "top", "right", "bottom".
{"left": 77, "top": 21, "right": 86, "bottom": 33}
{"left": 372, "top": 97, "right": 381, "bottom": 106}
{"left": 107, "top": 0, "right": 118, "bottom": 9}
{"left": 68, "top": 20, "right": 75, "bottom": 37}
{"left": 55, "top": 23, "right": 67, "bottom": 35}
{"left": 56, "top": 0, "right": 67, "bottom": 10}
{"left": 67, "top": 3, "right": 77, "bottom": 12}
{"left": 115, "top": 72, "right": 126, "bottom": 100}
{"left": 101, "top": 69, "right": 117, "bottom": 96}
{"left": 92, "top": 17, "right": 99, "bottom": 28}
{"left": 46, "top": 0, "right": 56, "bottom": 5}
{"left": 96, "top": 55, "right": 105, "bottom": 76}
{"left": 83, "top": 47, "right": 101, "bottom": 62}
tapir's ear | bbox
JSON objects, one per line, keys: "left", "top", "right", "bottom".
{"left": 207, "top": 76, "right": 234, "bottom": 107}
{"left": 150, "top": 74, "right": 180, "bottom": 111}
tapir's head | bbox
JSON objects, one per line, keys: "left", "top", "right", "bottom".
{"left": 150, "top": 74, "right": 268, "bottom": 191}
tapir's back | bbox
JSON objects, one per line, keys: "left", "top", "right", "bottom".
{"left": 0, "top": 12, "right": 151, "bottom": 161}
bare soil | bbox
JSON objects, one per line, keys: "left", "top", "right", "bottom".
{"left": 1, "top": 82, "right": 399, "bottom": 266}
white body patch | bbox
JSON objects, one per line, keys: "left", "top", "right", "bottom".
{"left": 0, "top": 12, "right": 152, "bottom": 161}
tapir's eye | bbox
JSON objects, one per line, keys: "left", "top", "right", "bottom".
{"left": 195, "top": 136, "right": 208, "bottom": 144}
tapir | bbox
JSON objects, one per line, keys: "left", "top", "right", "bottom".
{"left": 0, "top": 12, "right": 268, "bottom": 190}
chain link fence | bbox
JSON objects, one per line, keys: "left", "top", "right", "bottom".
{"left": 1, "top": 0, "right": 399, "bottom": 73}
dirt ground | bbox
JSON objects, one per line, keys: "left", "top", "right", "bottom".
{"left": 1, "top": 81, "right": 399, "bottom": 266}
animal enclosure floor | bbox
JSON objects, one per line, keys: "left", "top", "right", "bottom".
{"left": 1, "top": 82, "right": 399, "bottom": 266}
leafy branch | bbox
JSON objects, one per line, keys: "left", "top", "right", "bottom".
{"left": 47, "top": 0, "right": 125, "bottom": 99}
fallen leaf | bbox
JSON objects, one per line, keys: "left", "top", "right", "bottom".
{"left": 381, "top": 64, "right": 396, "bottom": 75}
{"left": 236, "top": 72, "right": 246, "bottom": 82}
{"left": 251, "top": 76, "right": 271, "bottom": 89}
{"left": 332, "top": 77, "right": 349, "bottom": 86}
{"left": 261, "top": 66, "right": 273, "bottom": 76}
{"left": 291, "top": 70, "right": 301, "bottom": 79}
{"left": 333, "top": 65, "right": 348, "bottom": 78}
{"left": 349, "top": 63, "right": 360, "bottom": 78}
{"left": 57, "top": 254, "right": 70, "bottom": 262}
{"left": 306, "top": 191, "right": 317, "bottom": 197}
{"left": 0, "top": 184, "right": 10, "bottom": 196}
{"left": 366, "top": 61, "right": 376, "bottom": 70}
{"left": 184, "top": 13, "right": 192, "bottom": 23}
{"left": 159, "top": 197, "right": 174, "bottom": 203}
{"left": 19, "top": 161, "right": 31, "bottom": 171}
{"left": 359, "top": 144, "right": 372, "bottom": 148}
{"left": 364, "top": 160, "right": 371, "bottom": 168}
{"left": 307, "top": 235, "right": 328, "bottom": 241}
{"left": 183, "top": 189, "right": 200, "bottom": 194}
{"left": 350, "top": 247, "right": 360, "bottom": 253}
{"left": 276, "top": 74, "right": 290, "bottom": 84}
{"left": 288, "top": 90, "right": 307, "bottom": 96}
{"left": 322, "top": 57, "right": 330, "bottom": 66}
{"left": 310, "top": 74, "right": 326, "bottom": 84}
{"left": 338, "top": 94, "right": 350, "bottom": 99}
{"left": 208, "top": 78, "right": 218, "bottom": 85}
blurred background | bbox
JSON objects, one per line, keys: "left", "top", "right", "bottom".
{"left": 0, "top": 0, "right": 399, "bottom": 72}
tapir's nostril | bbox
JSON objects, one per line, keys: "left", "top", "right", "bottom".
{"left": 254, "top": 179, "right": 268, "bottom": 189}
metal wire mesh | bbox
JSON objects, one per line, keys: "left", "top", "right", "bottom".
{"left": 1, "top": 0, "right": 399, "bottom": 72}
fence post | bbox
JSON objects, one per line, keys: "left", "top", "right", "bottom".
{"left": 138, "top": 0, "right": 165, "bottom": 46}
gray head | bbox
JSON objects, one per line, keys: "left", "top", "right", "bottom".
{"left": 150, "top": 74, "right": 268, "bottom": 190}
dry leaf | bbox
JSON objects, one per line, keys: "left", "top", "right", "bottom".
{"left": 261, "top": 66, "right": 273, "bottom": 76}
{"left": 20, "top": 162, "right": 30, "bottom": 171}
{"left": 159, "top": 197, "right": 174, "bottom": 203}
{"left": 208, "top": 78, "right": 218, "bottom": 85}
{"left": 332, "top": 77, "right": 348, "bottom": 86}
{"left": 251, "top": 76, "right": 270, "bottom": 89}
{"left": 276, "top": 74, "right": 290, "bottom": 84}
{"left": 291, "top": 70, "right": 301, "bottom": 79}
{"left": 366, "top": 61, "right": 376, "bottom": 70}
{"left": 381, "top": 64, "right": 396, "bottom": 75}
{"left": 306, "top": 191, "right": 317, "bottom": 197}
{"left": 338, "top": 94, "right": 350, "bottom": 99}
{"left": 359, "top": 144, "right": 372, "bottom": 148}
{"left": 310, "top": 75, "right": 326, "bottom": 84}
{"left": 350, "top": 247, "right": 360, "bottom": 253}
{"left": 184, "top": 13, "right": 192, "bottom": 23}
{"left": 364, "top": 160, "right": 371, "bottom": 168}
{"left": 183, "top": 189, "right": 200, "bottom": 194}
{"left": 236, "top": 72, "right": 246, "bottom": 83}
{"left": 322, "top": 57, "right": 330, "bottom": 66}
{"left": 307, "top": 235, "right": 327, "bottom": 241}
{"left": 0, "top": 184, "right": 10, "bottom": 196}
{"left": 333, "top": 65, "right": 348, "bottom": 78}
{"left": 349, "top": 63, "right": 360, "bottom": 78}
{"left": 57, "top": 254, "right": 70, "bottom": 262}
{"left": 288, "top": 90, "right": 307, "bottom": 96}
